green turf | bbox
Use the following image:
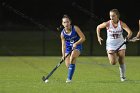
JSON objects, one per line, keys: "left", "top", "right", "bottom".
{"left": 0, "top": 56, "right": 140, "bottom": 93}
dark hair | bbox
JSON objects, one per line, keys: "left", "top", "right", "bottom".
{"left": 57, "top": 14, "right": 72, "bottom": 31}
{"left": 110, "top": 9, "right": 120, "bottom": 18}
{"left": 62, "top": 14, "right": 72, "bottom": 22}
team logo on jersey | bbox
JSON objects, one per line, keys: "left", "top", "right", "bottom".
{"left": 70, "top": 40, "right": 74, "bottom": 46}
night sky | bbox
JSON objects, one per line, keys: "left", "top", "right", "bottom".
{"left": 0, "top": 0, "right": 140, "bottom": 31}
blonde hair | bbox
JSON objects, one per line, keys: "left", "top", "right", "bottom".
{"left": 110, "top": 9, "right": 120, "bottom": 18}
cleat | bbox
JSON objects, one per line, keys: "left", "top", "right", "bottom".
{"left": 121, "top": 77, "right": 126, "bottom": 82}
{"left": 66, "top": 79, "right": 72, "bottom": 83}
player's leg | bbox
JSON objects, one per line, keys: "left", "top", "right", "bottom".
{"left": 117, "top": 49, "right": 126, "bottom": 81}
{"left": 66, "top": 49, "right": 80, "bottom": 83}
{"left": 64, "top": 46, "right": 72, "bottom": 68}
{"left": 107, "top": 50, "right": 118, "bottom": 65}
{"left": 65, "top": 54, "right": 70, "bottom": 68}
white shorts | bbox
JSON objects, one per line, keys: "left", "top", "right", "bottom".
{"left": 106, "top": 39, "right": 126, "bottom": 51}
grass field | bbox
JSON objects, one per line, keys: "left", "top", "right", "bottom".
{"left": 0, "top": 56, "right": 140, "bottom": 93}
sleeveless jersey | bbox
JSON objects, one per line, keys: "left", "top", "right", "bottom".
{"left": 61, "top": 25, "right": 82, "bottom": 53}
{"left": 106, "top": 20, "right": 126, "bottom": 51}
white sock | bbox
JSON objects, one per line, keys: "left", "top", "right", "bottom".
{"left": 119, "top": 64, "right": 126, "bottom": 78}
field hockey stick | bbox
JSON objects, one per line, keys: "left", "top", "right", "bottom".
{"left": 113, "top": 38, "right": 132, "bottom": 53}
{"left": 113, "top": 37, "right": 140, "bottom": 53}
{"left": 42, "top": 49, "right": 74, "bottom": 81}
{"left": 114, "top": 41, "right": 128, "bottom": 53}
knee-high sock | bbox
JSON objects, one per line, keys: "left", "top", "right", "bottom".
{"left": 67, "top": 64, "right": 75, "bottom": 80}
{"left": 119, "top": 64, "right": 126, "bottom": 78}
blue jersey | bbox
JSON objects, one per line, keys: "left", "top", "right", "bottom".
{"left": 61, "top": 26, "right": 82, "bottom": 53}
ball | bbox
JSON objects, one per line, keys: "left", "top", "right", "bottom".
{"left": 45, "top": 79, "right": 49, "bottom": 83}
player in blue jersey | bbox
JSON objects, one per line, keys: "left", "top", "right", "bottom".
{"left": 60, "top": 14, "right": 86, "bottom": 83}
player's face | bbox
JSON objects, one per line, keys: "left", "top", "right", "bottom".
{"left": 109, "top": 12, "right": 118, "bottom": 22}
{"left": 62, "top": 18, "right": 71, "bottom": 29}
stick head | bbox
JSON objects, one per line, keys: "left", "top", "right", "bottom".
{"left": 42, "top": 76, "right": 46, "bottom": 81}
{"left": 42, "top": 76, "right": 49, "bottom": 83}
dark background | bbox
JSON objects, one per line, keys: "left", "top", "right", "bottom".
{"left": 0, "top": 0, "right": 140, "bottom": 56}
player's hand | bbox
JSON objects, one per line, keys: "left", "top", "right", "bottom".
{"left": 97, "top": 37, "right": 103, "bottom": 45}
{"left": 124, "top": 37, "right": 129, "bottom": 44}
{"left": 129, "top": 37, "right": 140, "bottom": 42}
{"left": 129, "top": 37, "right": 137, "bottom": 42}
{"left": 124, "top": 37, "right": 129, "bottom": 41}
{"left": 72, "top": 43, "right": 77, "bottom": 49}
{"left": 61, "top": 56, "right": 65, "bottom": 61}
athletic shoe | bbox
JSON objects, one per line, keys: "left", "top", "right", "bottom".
{"left": 66, "top": 79, "right": 72, "bottom": 83}
{"left": 121, "top": 77, "right": 126, "bottom": 82}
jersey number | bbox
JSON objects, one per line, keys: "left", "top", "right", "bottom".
{"left": 112, "top": 34, "right": 119, "bottom": 39}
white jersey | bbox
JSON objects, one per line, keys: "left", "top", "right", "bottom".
{"left": 106, "top": 20, "right": 126, "bottom": 51}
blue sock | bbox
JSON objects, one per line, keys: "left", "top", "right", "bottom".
{"left": 67, "top": 64, "right": 75, "bottom": 80}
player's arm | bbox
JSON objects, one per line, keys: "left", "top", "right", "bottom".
{"left": 96, "top": 22, "right": 107, "bottom": 45}
{"left": 121, "top": 21, "right": 132, "bottom": 39}
{"left": 136, "top": 31, "right": 140, "bottom": 38}
{"left": 73, "top": 25, "right": 86, "bottom": 49}
{"left": 130, "top": 20, "right": 140, "bottom": 42}
{"left": 129, "top": 20, "right": 140, "bottom": 42}
{"left": 136, "top": 20, "right": 140, "bottom": 38}
{"left": 60, "top": 33, "right": 66, "bottom": 59}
